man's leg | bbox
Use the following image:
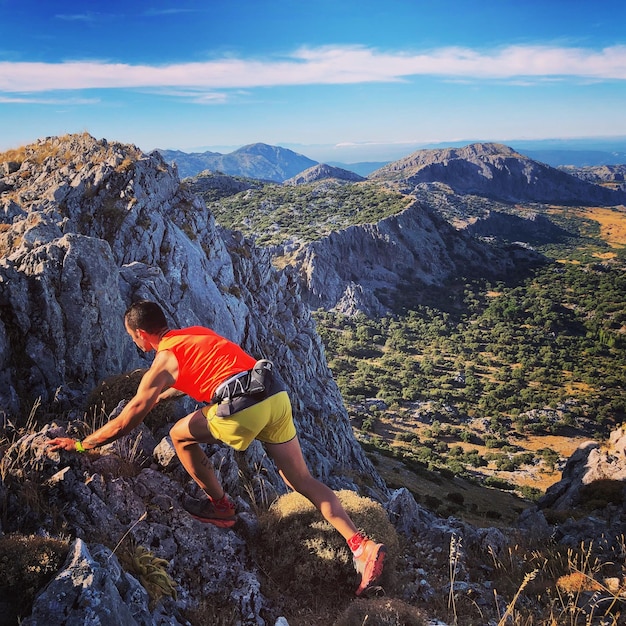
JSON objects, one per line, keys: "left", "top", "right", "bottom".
{"left": 264, "top": 436, "right": 358, "bottom": 540}
{"left": 265, "top": 435, "right": 387, "bottom": 595}
{"left": 170, "top": 409, "right": 225, "bottom": 500}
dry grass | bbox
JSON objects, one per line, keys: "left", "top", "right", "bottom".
{"left": 251, "top": 489, "right": 399, "bottom": 626}
{"left": 577, "top": 207, "right": 626, "bottom": 248}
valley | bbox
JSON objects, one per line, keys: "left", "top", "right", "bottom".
{"left": 314, "top": 215, "right": 626, "bottom": 517}
{"left": 190, "top": 142, "right": 626, "bottom": 520}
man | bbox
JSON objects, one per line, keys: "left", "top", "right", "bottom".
{"left": 48, "top": 300, "right": 386, "bottom": 596}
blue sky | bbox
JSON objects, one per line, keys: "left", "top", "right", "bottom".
{"left": 1, "top": 0, "right": 625, "bottom": 162}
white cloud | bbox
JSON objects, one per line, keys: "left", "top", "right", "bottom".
{"left": 0, "top": 95, "right": 99, "bottom": 104}
{"left": 1, "top": 44, "right": 625, "bottom": 94}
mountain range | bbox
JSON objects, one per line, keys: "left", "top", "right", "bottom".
{"left": 158, "top": 140, "right": 626, "bottom": 181}
{"left": 181, "top": 140, "right": 625, "bottom": 315}
{"left": 158, "top": 143, "right": 317, "bottom": 181}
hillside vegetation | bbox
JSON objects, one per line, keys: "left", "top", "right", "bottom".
{"left": 203, "top": 160, "right": 626, "bottom": 506}
{"left": 200, "top": 179, "right": 410, "bottom": 246}
{"left": 315, "top": 252, "right": 626, "bottom": 499}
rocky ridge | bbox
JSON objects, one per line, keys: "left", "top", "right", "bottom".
{"left": 283, "top": 199, "right": 543, "bottom": 316}
{"left": 369, "top": 142, "right": 626, "bottom": 206}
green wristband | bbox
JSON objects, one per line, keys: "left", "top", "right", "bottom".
{"left": 75, "top": 440, "right": 86, "bottom": 453}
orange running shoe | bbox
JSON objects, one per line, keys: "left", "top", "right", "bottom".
{"left": 353, "top": 539, "right": 387, "bottom": 596}
{"left": 183, "top": 494, "right": 236, "bottom": 528}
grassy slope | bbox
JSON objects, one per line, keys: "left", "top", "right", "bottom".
{"left": 357, "top": 203, "right": 626, "bottom": 525}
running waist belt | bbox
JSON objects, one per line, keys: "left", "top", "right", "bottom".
{"left": 212, "top": 359, "right": 273, "bottom": 404}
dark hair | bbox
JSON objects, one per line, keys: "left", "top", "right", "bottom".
{"left": 124, "top": 300, "right": 168, "bottom": 334}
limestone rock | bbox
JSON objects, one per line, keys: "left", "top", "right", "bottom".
{"left": 0, "top": 133, "right": 383, "bottom": 495}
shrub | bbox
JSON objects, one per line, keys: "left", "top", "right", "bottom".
{"left": 446, "top": 491, "right": 465, "bottom": 506}
{"left": 579, "top": 479, "right": 625, "bottom": 510}
{"left": 334, "top": 597, "right": 427, "bottom": 626}
{"left": 484, "top": 476, "right": 515, "bottom": 491}
{"left": 0, "top": 534, "right": 69, "bottom": 623}
{"left": 252, "top": 490, "right": 398, "bottom": 624}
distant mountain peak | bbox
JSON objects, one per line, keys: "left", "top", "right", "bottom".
{"left": 285, "top": 163, "right": 365, "bottom": 185}
{"left": 158, "top": 143, "right": 317, "bottom": 181}
{"left": 369, "top": 141, "right": 626, "bottom": 205}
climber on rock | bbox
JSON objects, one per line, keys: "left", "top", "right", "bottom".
{"left": 47, "top": 299, "right": 386, "bottom": 596}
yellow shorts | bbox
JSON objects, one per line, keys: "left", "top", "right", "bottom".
{"left": 202, "top": 391, "right": 296, "bottom": 451}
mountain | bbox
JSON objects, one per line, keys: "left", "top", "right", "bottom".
{"left": 151, "top": 147, "right": 222, "bottom": 178}
{"left": 368, "top": 142, "right": 626, "bottom": 206}
{"left": 284, "top": 163, "right": 365, "bottom": 185}
{"left": 158, "top": 142, "right": 317, "bottom": 181}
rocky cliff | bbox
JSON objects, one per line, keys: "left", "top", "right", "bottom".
{"left": 369, "top": 142, "right": 626, "bottom": 206}
{"left": 283, "top": 199, "right": 543, "bottom": 316}
{"left": 0, "top": 133, "right": 382, "bottom": 491}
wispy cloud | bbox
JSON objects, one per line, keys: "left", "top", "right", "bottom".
{"left": 54, "top": 12, "right": 107, "bottom": 23}
{"left": 0, "top": 95, "right": 100, "bottom": 105}
{"left": 143, "top": 8, "right": 202, "bottom": 17}
{"left": 1, "top": 44, "right": 624, "bottom": 96}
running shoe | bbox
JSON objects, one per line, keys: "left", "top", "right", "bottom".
{"left": 353, "top": 539, "right": 387, "bottom": 596}
{"left": 182, "top": 494, "right": 236, "bottom": 528}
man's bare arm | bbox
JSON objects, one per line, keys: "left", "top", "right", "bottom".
{"left": 48, "top": 351, "right": 177, "bottom": 452}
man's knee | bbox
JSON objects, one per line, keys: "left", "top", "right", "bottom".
{"left": 169, "top": 418, "right": 187, "bottom": 445}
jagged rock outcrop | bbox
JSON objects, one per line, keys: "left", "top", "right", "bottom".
{"left": 369, "top": 143, "right": 626, "bottom": 206}
{"left": 0, "top": 133, "right": 384, "bottom": 494}
{"left": 284, "top": 163, "right": 365, "bottom": 185}
{"left": 518, "top": 426, "right": 626, "bottom": 573}
{"left": 159, "top": 143, "right": 317, "bottom": 182}
{"left": 23, "top": 538, "right": 173, "bottom": 626}
{"left": 287, "top": 199, "right": 543, "bottom": 315}
{"left": 538, "top": 426, "right": 626, "bottom": 512}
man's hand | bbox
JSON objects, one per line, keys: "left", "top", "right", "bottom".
{"left": 47, "top": 437, "right": 80, "bottom": 452}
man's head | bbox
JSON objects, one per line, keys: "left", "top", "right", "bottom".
{"left": 124, "top": 300, "right": 169, "bottom": 350}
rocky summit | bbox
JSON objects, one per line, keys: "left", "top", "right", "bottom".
{"left": 1, "top": 134, "right": 625, "bottom": 625}
{"left": 369, "top": 142, "right": 626, "bottom": 205}
{"left": 0, "top": 132, "right": 376, "bottom": 484}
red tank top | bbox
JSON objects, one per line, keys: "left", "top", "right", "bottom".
{"left": 157, "top": 327, "right": 256, "bottom": 402}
